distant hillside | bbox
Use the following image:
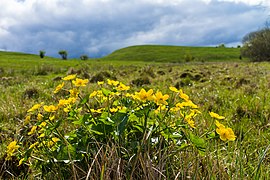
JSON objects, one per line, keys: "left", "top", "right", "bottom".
{"left": 101, "top": 45, "right": 243, "bottom": 62}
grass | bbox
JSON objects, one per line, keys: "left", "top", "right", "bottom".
{"left": 101, "top": 45, "right": 244, "bottom": 62}
{"left": 0, "top": 48, "right": 270, "bottom": 179}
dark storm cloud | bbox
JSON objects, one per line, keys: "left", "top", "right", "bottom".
{"left": 0, "top": 0, "right": 268, "bottom": 57}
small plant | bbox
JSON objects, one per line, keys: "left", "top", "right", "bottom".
{"left": 5, "top": 75, "right": 236, "bottom": 179}
{"left": 58, "top": 50, "right": 68, "bottom": 60}
{"left": 39, "top": 50, "right": 46, "bottom": 59}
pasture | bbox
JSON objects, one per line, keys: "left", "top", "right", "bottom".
{"left": 0, "top": 47, "right": 270, "bottom": 179}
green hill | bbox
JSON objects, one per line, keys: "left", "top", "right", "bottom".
{"left": 101, "top": 45, "right": 243, "bottom": 62}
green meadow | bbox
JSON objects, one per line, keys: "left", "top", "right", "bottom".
{"left": 1, "top": 46, "right": 270, "bottom": 179}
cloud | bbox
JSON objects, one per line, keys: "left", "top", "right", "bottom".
{"left": 0, "top": 0, "right": 269, "bottom": 57}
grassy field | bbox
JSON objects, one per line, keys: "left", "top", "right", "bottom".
{"left": 0, "top": 48, "right": 270, "bottom": 179}
{"left": 101, "top": 45, "right": 244, "bottom": 62}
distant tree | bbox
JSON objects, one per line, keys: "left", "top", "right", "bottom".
{"left": 58, "top": 50, "right": 68, "bottom": 60}
{"left": 241, "top": 26, "right": 270, "bottom": 61}
{"left": 39, "top": 50, "right": 46, "bottom": 58}
{"left": 80, "top": 54, "right": 89, "bottom": 60}
{"left": 218, "top": 44, "right": 226, "bottom": 48}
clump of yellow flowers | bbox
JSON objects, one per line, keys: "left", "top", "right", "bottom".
{"left": 5, "top": 74, "right": 236, "bottom": 172}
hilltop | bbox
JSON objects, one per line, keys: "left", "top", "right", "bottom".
{"left": 101, "top": 45, "right": 243, "bottom": 62}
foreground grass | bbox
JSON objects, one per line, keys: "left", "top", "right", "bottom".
{"left": 1, "top": 51, "right": 270, "bottom": 179}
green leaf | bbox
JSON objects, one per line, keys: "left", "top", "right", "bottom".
{"left": 80, "top": 94, "right": 89, "bottom": 105}
{"left": 189, "top": 132, "right": 206, "bottom": 155}
{"left": 101, "top": 88, "right": 111, "bottom": 97}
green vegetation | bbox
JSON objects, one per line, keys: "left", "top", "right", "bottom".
{"left": 0, "top": 48, "right": 270, "bottom": 179}
{"left": 101, "top": 45, "right": 243, "bottom": 62}
{"left": 241, "top": 27, "right": 270, "bottom": 61}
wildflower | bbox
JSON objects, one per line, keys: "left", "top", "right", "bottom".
{"left": 28, "top": 125, "right": 37, "bottom": 135}
{"left": 209, "top": 112, "right": 225, "bottom": 120}
{"left": 169, "top": 86, "right": 180, "bottom": 93}
{"left": 134, "top": 88, "right": 154, "bottom": 102}
{"left": 72, "top": 78, "right": 89, "bottom": 87}
{"left": 215, "top": 121, "right": 236, "bottom": 141}
{"left": 62, "top": 74, "right": 76, "bottom": 81}
{"left": 116, "top": 82, "right": 130, "bottom": 91}
{"left": 37, "top": 113, "right": 43, "bottom": 121}
{"left": 97, "top": 81, "right": 104, "bottom": 85}
{"left": 6, "top": 141, "right": 20, "bottom": 160}
{"left": 44, "top": 105, "right": 58, "bottom": 112}
{"left": 110, "top": 107, "right": 118, "bottom": 113}
{"left": 179, "top": 89, "right": 190, "bottom": 102}
{"left": 18, "top": 158, "right": 25, "bottom": 166}
{"left": 38, "top": 133, "right": 45, "bottom": 138}
{"left": 176, "top": 100, "right": 198, "bottom": 109}
{"left": 27, "top": 103, "right": 42, "bottom": 112}
{"left": 107, "top": 79, "right": 119, "bottom": 86}
{"left": 24, "top": 115, "right": 31, "bottom": 125}
{"left": 54, "top": 82, "right": 65, "bottom": 93}
{"left": 153, "top": 91, "right": 169, "bottom": 105}
{"left": 29, "top": 142, "right": 39, "bottom": 149}
{"left": 89, "top": 91, "right": 98, "bottom": 98}
{"left": 39, "top": 121, "right": 47, "bottom": 127}
{"left": 69, "top": 88, "right": 79, "bottom": 98}
{"left": 52, "top": 137, "right": 60, "bottom": 143}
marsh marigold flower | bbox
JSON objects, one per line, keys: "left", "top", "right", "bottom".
{"left": 215, "top": 120, "right": 236, "bottom": 141}
{"left": 107, "top": 79, "right": 119, "bottom": 86}
{"left": 209, "top": 112, "right": 225, "bottom": 120}
{"left": 134, "top": 88, "right": 154, "bottom": 102}
{"left": 6, "top": 141, "right": 20, "bottom": 160}
{"left": 62, "top": 74, "right": 76, "bottom": 81}
{"left": 54, "top": 82, "right": 65, "bottom": 93}
{"left": 44, "top": 105, "right": 58, "bottom": 112}
{"left": 153, "top": 91, "right": 169, "bottom": 105}
{"left": 28, "top": 125, "right": 37, "bottom": 135}
{"left": 27, "top": 103, "right": 42, "bottom": 112}
{"left": 72, "top": 78, "right": 89, "bottom": 87}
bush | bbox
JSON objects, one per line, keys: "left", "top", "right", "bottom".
{"left": 58, "top": 50, "right": 68, "bottom": 60}
{"left": 80, "top": 55, "right": 88, "bottom": 60}
{"left": 4, "top": 75, "right": 236, "bottom": 179}
{"left": 39, "top": 50, "right": 46, "bottom": 59}
{"left": 241, "top": 27, "right": 270, "bottom": 61}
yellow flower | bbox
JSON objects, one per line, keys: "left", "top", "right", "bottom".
{"left": 97, "top": 81, "right": 104, "bottom": 85}
{"left": 29, "top": 142, "right": 39, "bottom": 149}
{"left": 54, "top": 82, "right": 65, "bottom": 93}
{"left": 186, "top": 119, "right": 195, "bottom": 128}
{"left": 62, "top": 74, "right": 76, "bottom": 81}
{"left": 28, "top": 125, "right": 37, "bottom": 135}
{"left": 89, "top": 91, "right": 98, "bottom": 98}
{"left": 27, "top": 103, "right": 42, "bottom": 112}
{"left": 52, "top": 137, "right": 60, "bottom": 143}
{"left": 72, "top": 78, "right": 89, "bottom": 87}
{"left": 18, "top": 158, "right": 25, "bottom": 166}
{"left": 153, "top": 91, "right": 169, "bottom": 105}
{"left": 169, "top": 86, "right": 180, "bottom": 93}
{"left": 37, "top": 113, "right": 44, "bottom": 121}
{"left": 134, "top": 88, "right": 154, "bottom": 102}
{"left": 39, "top": 121, "right": 47, "bottom": 127}
{"left": 24, "top": 115, "right": 31, "bottom": 125}
{"left": 69, "top": 88, "right": 79, "bottom": 98}
{"left": 116, "top": 82, "right": 130, "bottom": 91}
{"left": 38, "top": 133, "right": 45, "bottom": 138}
{"left": 176, "top": 100, "right": 198, "bottom": 109}
{"left": 110, "top": 107, "right": 118, "bottom": 113}
{"left": 107, "top": 79, "right": 119, "bottom": 86}
{"left": 179, "top": 89, "right": 189, "bottom": 102}
{"left": 215, "top": 120, "right": 236, "bottom": 141}
{"left": 6, "top": 141, "right": 20, "bottom": 160}
{"left": 209, "top": 112, "right": 225, "bottom": 120}
{"left": 44, "top": 105, "right": 58, "bottom": 112}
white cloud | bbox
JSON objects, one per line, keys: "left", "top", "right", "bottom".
{"left": 0, "top": 0, "right": 269, "bottom": 57}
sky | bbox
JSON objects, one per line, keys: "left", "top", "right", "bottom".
{"left": 0, "top": 0, "right": 269, "bottom": 58}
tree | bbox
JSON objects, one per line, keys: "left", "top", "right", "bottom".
{"left": 80, "top": 54, "right": 89, "bottom": 60}
{"left": 39, "top": 50, "right": 46, "bottom": 58}
{"left": 58, "top": 50, "right": 68, "bottom": 60}
{"left": 241, "top": 26, "right": 270, "bottom": 61}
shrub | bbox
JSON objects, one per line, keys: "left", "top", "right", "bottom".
{"left": 241, "top": 27, "right": 270, "bottom": 61}
{"left": 80, "top": 55, "right": 88, "bottom": 60}
{"left": 39, "top": 50, "right": 46, "bottom": 59}
{"left": 58, "top": 50, "right": 68, "bottom": 60}
{"left": 4, "top": 75, "right": 236, "bottom": 179}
